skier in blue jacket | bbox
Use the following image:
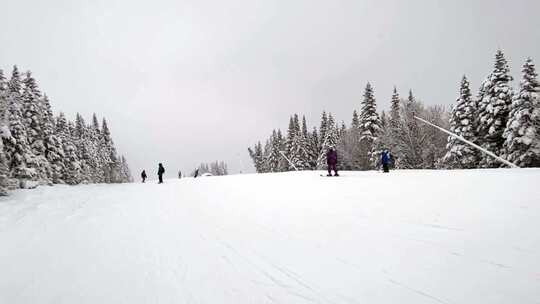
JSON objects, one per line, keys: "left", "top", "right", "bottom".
{"left": 381, "top": 150, "right": 391, "bottom": 173}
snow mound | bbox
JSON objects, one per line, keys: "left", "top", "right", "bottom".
{"left": 0, "top": 169, "right": 539, "bottom": 303}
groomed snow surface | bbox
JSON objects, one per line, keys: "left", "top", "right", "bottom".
{"left": 1, "top": 169, "right": 539, "bottom": 303}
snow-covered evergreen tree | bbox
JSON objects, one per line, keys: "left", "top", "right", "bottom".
{"left": 42, "top": 95, "right": 65, "bottom": 183}
{"left": 393, "top": 91, "right": 425, "bottom": 169}
{"left": 22, "top": 71, "right": 51, "bottom": 183}
{"left": 423, "top": 105, "right": 450, "bottom": 168}
{"left": 441, "top": 75, "right": 479, "bottom": 168}
{"left": 56, "top": 113, "right": 81, "bottom": 185}
{"left": 284, "top": 114, "right": 309, "bottom": 170}
{"left": 8, "top": 65, "right": 22, "bottom": 94}
{"left": 317, "top": 113, "right": 338, "bottom": 169}
{"left": 502, "top": 58, "right": 540, "bottom": 167}
{"left": 359, "top": 83, "right": 382, "bottom": 141}
{"left": 339, "top": 121, "right": 347, "bottom": 139}
{"left": 90, "top": 113, "right": 105, "bottom": 183}
{"left": 74, "top": 113, "right": 93, "bottom": 183}
{"left": 307, "top": 127, "right": 319, "bottom": 169}
{"left": 319, "top": 111, "right": 328, "bottom": 152}
{"left": 389, "top": 87, "right": 401, "bottom": 131}
{"left": 301, "top": 116, "right": 308, "bottom": 140}
{"left": 476, "top": 50, "right": 514, "bottom": 167}
{"left": 276, "top": 129, "right": 288, "bottom": 171}
{"left": 101, "top": 118, "right": 120, "bottom": 183}
{"left": 264, "top": 130, "right": 279, "bottom": 172}
{"left": 0, "top": 70, "right": 10, "bottom": 194}
{"left": 351, "top": 110, "right": 360, "bottom": 130}
{"left": 289, "top": 135, "right": 309, "bottom": 170}
{"left": 0, "top": 136, "right": 9, "bottom": 195}
{"left": 119, "top": 155, "right": 133, "bottom": 182}
{"left": 3, "top": 76, "right": 38, "bottom": 187}
{"left": 248, "top": 141, "right": 265, "bottom": 173}
{"left": 358, "top": 83, "right": 382, "bottom": 169}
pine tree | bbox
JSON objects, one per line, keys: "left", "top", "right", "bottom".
{"left": 92, "top": 113, "right": 101, "bottom": 134}
{"left": 42, "top": 95, "right": 66, "bottom": 183}
{"left": 317, "top": 113, "right": 338, "bottom": 169}
{"left": 502, "top": 58, "right": 540, "bottom": 167}
{"left": 319, "top": 111, "right": 328, "bottom": 152}
{"left": 262, "top": 138, "right": 272, "bottom": 172}
{"left": 284, "top": 114, "right": 309, "bottom": 170}
{"left": 477, "top": 50, "right": 514, "bottom": 167}
{"left": 289, "top": 134, "right": 309, "bottom": 170}
{"left": 74, "top": 113, "right": 93, "bottom": 183}
{"left": 90, "top": 113, "right": 105, "bottom": 182}
{"left": 359, "top": 83, "right": 382, "bottom": 141}
{"left": 394, "top": 90, "right": 425, "bottom": 168}
{"left": 307, "top": 127, "right": 319, "bottom": 169}
{"left": 389, "top": 86, "right": 401, "bottom": 130}
{"left": 56, "top": 113, "right": 81, "bottom": 184}
{"left": 285, "top": 116, "right": 296, "bottom": 164}
{"left": 276, "top": 129, "right": 288, "bottom": 171}
{"left": 265, "top": 130, "right": 280, "bottom": 172}
{"left": 441, "top": 75, "right": 479, "bottom": 168}
{"left": 22, "top": 71, "right": 51, "bottom": 183}
{"left": 248, "top": 141, "right": 265, "bottom": 173}
{"left": 342, "top": 109, "right": 364, "bottom": 170}
{"left": 301, "top": 116, "right": 308, "bottom": 140}
{"left": 0, "top": 137, "right": 9, "bottom": 195}
{"left": 358, "top": 83, "right": 382, "bottom": 169}
{"left": 8, "top": 65, "right": 21, "bottom": 94}
{"left": 120, "top": 155, "right": 133, "bottom": 182}
{"left": 339, "top": 121, "right": 347, "bottom": 139}
{"left": 3, "top": 78, "right": 38, "bottom": 186}
{"left": 0, "top": 70, "right": 10, "bottom": 194}
{"left": 380, "top": 111, "right": 387, "bottom": 130}
{"left": 101, "top": 118, "right": 120, "bottom": 182}
{"left": 301, "top": 116, "right": 312, "bottom": 169}
{"left": 351, "top": 110, "right": 360, "bottom": 130}
{"left": 293, "top": 114, "right": 300, "bottom": 135}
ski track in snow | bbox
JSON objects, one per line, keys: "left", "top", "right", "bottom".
{"left": 0, "top": 169, "right": 539, "bottom": 303}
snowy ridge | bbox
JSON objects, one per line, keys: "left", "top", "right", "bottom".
{"left": 0, "top": 170, "right": 539, "bottom": 303}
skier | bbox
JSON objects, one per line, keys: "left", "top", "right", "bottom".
{"left": 326, "top": 147, "right": 339, "bottom": 176}
{"left": 381, "top": 149, "right": 391, "bottom": 173}
{"left": 178, "top": 170, "right": 182, "bottom": 179}
{"left": 141, "top": 170, "right": 147, "bottom": 183}
{"left": 193, "top": 168, "right": 199, "bottom": 178}
{"left": 157, "top": 163, "right": 165, "bottom": 184}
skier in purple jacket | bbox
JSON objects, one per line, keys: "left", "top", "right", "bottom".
{"left": 326, "top": 147, "right": 339, "bottom": 176}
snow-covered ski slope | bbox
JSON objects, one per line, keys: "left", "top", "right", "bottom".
{"left": 1, "top": 169, "right": 539, "bottom": 304}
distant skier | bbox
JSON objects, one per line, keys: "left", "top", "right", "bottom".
{"left": 157, "top": 163, "right": 165, "bottom": 184}
{"left": 326, "top": 147, "right": 339, "bottom": 176}
{"left": 193, "top": 168, "right": 199, "bottom": 178}
{"left": 141, "top": 170, "right": 147, "bottom": 183}
{"left": 381, "top": 149, "right": 391, "bottom": 173}
{"left": 178, "top": 170, "right": 182, "bottom": 179}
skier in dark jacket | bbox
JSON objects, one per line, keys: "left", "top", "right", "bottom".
{"left": 157, "top": 163, "right": 165, "bottom": 183}
{"left": 141, "top": 170, "right": 147, "bottom": 183}
{"left": 193, "top": 168, "right": 199, "bottom": 178}
{"left": 381, "top": 150, "right": 391, "bottom": 173}
{"left": 326, "top": 147, "right": 339, "bottom": 176}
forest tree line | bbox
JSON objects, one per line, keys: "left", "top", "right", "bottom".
{"left": 249, "top": 50, "right": 540, "bottom": 172}
{"left": 0, "top": 65, "right": 132, "bottom": 195}
{"left": 191, "top": 161, "right": 229, "bottom": 176}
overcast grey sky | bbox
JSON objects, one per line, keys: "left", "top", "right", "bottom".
{"left": 2, "top": 0, "right": 539, "bottom": 176}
